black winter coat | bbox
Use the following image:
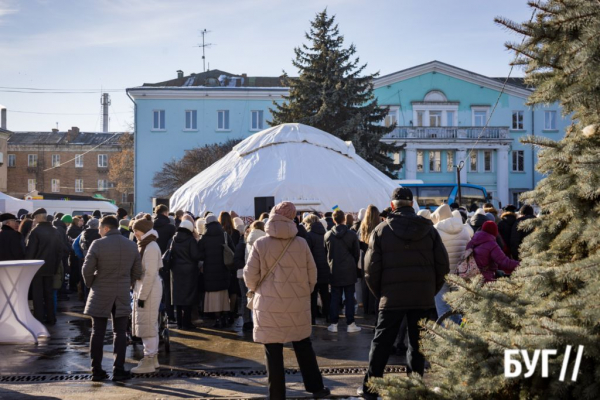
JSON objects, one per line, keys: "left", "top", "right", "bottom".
{"left": 0, "top": 225, "right": 25, "bottom": 261}
{"left": 296, "top": 222, "right": 308, "bottom": 239}
{"left": 325, "top": 217, "right": 335, "bottom": 231}
{"left": 66, "top": 224, "right": 83, "bottom": 241}
{"left": 25, "top": 222, "right": 69, "bottom": 276}
{"left": 154, "top": 214, "right": 176, "bottom": 254}
{"left": 510, "top": 214, "right": 536, "bottom": 260}
{"left": 119, "top": 227, "right": 130, "bottom": 238}
{"left": 324, "top": 224, "right": 360, "bottom": 287}
{"left": 198, "top": 221, "right": 235, "bottom": 292}
{"left": 497, "top": 212, "right": 517, "bottom": 253}
{"left": 80, "top": 228, "right": 101, "bottom": 256}
{"left": 233, "top": 240, "right": 246, "bottom": 272}
{"left": 305, "top": 222, "right": 330, "bottom": 284}
{"left": 167, "top": 228, "right": 201, "bottom": 305}
{"left": 364, "top": 207, "right": 449, "bottom": 311}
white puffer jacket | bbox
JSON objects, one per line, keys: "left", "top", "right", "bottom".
{"left": 245, "top": 229, "right": 266, "bottom": 263}
{"left": 434, "top": 205, "right": 472, "bottom": 274}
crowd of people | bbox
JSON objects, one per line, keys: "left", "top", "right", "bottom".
{"left": 0, "top": 187, "right": 537, "bottom": 399}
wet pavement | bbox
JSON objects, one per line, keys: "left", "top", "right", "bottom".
{"left": 0, "top": 298, "right": 409, "bottom": 398}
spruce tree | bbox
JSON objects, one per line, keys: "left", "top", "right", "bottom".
{"left": 369, "top": 1, "right": 600, "bottom": 398}
{"left": 269, "top": 9, "right": 402, "bottom": 177}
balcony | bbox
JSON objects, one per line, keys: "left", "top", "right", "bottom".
{"left": 382, "top": 126, "right": 510, "bottom": 140}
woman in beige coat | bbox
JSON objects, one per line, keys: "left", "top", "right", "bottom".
{"left": 244, "top": 202, "right": 330, "bottom": 400}
{"left": 130, "top": 215, "right": 163, "bottom": 374}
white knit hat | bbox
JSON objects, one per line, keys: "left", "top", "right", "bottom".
{"left": 179, "top": 219, "right": 194, "bottom": 233}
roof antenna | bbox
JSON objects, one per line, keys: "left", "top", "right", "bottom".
{"left": 197, "top": 29, "right": 214, "bottom": 73}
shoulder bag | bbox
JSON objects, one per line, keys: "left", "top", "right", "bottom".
{"left": 223, "top": 232, "right": 236, "bottom": 271}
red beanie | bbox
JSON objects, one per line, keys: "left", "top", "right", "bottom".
{"left": 482, "top": 220, "right": 498, "bottom": 237}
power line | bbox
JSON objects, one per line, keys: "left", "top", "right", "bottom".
{"left": 42, "top": 132, "right": 122, "bottom": 172}
{"left": 9, "top": 110, "right": 131, "bottom": 116}
{"left": 0, "top": 89, "right": 125, "bottom": 94}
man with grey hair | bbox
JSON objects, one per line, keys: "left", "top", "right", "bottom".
{"left": 26, "top": 208, "right": 69, "bottom": 325}
{"left": 0, "top": 213, "right": 25, "bottom": 261}
{"left": 358, "top": 188, "right": 449, "bottom": 399}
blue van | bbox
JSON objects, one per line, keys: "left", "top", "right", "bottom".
{"left": 398, "top": 183, "right": 490, "bottom": 210}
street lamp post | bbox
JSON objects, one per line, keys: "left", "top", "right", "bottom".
{"left": 456, "top": 160, "right": 465, "bottom": 206}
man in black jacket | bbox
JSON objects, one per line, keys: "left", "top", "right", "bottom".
{"left": 153, "top": 204, "right": 177, "bottom": 321}
{"left": 510, "top": 204, "right": 536, "bottom": 260}
{"left": 26, "top": 208, "right": 70, "bottom": 325}
{"left": 359, "top": 188, "right": 449, "bottom": 399}
{"left": 325, "top": 209, "right": 361, "bottom": 333}
{"left": 0, "top": 213, "right": 25, "bottom": 261}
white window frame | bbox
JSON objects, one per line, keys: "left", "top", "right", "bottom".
{"left": 512, "top": 150, "right": 525, "bottom": 172}
{"left": 251, "top": 110, "right": 264, "bottom": 131}
{"left": 98, "top": 154, "right": 108, "bottom": 168}
{"left": 413, "top": 104, "right": 458, "bottom": 127}
{"left": 28, "top": 154, "right": 38, "bottom": 167}
{"left": 98, "top": 179, "right": 106, "bottom": 192}
{"left": 472, "top": 107, "right": 489, "bottom": 127}
{"left": 446, "top": 150, "right": 454, "bottom": 172}
{"left": 544, "top": 110, "right": 557, "bottom": 130}
{"left": 185, "top": 110, "right": 198, "bottom": 131}
{"left": 152, "top": 110, "right": 166, "bottom": 131}
{"left": 217, "top": 110, "right": 230, "bottom": 131}
{"left": 8, "top": 154, "right": 15, "bottom": 167}
{"left": 383, "top": 107, "right": 399, "bottom": 128}
{"left": 468, "top": 150, "right": 478, "bottom": 172}
{"left": 75, "top": 179, "right": 84, "bottom": 193}
{"left": 416, "top": 150, "right": 424, "bottom": 172}
{"left": 52, "top": 154, "right": 60, "bottom": 168}
{"left": 75, "top": 154, "right": 83, "bottom": 168}
{"left": 511, "top": 110, "right": 524, "bottom": 130}
{"left": 483, "top": 150, "right": 493, "bottom": 172}
{"left": 429, "top": 150, "right": 441, "bottom": 173}
{"left": 28, "top": 179, "right": 36, "bottom": 192}
{"left": 51, "top": 179, "right": 60, "bottom": 193}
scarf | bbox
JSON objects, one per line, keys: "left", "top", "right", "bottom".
{"left": 137, "top": 230, "right": 158, "bottom": 258}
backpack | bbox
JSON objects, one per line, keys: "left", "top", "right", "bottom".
{"left": 456, "top": 247, "right": 482, "bottom": 280}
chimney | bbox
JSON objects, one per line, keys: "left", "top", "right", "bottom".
{"left": 66, "top": 126, "right": 79, "bottom": 142}
{"left": 0, "top": 107, "right": 6, "bottom": 130}
{"left": 177, "top": 70, "right": 184, "bottom": 79}
{"left": 52, "top": 128, "right": 59, "bottom": 133}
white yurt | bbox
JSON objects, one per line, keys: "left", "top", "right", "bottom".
{"left": 0, "top": 192, "right": 33, "bottom": 215}
{"left": 169, "top": 123, "right": 401, "bottom": 218}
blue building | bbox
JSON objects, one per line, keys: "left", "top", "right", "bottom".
{"left": 127, "top": 61, "right": 569, "bottom": 213}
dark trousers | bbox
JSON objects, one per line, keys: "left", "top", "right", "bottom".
{"left": 362, "top": 309, "right": 429, "bottom": 394}
{"left": 264, "top": 337, "right": 324, "bottom": 400}
{"left": 330, "top": 284, "right": 355, "bottom": 324}
{"left": 68, "top": 255, "right": 81, "bottom": 292}
{"left": 176, "top": 305, "right": 192, "bottom": 327}
{"left": 31, "top": 275, "right": 55, "bottom": 324}
{"left": 90, "top": 304, "right": 128, "bottom": 373}
{"left": 160, "top": 270, "right": 175, "bottom": 320}
{"left": 310, "top": 283, "right": 330, "bottom": 324}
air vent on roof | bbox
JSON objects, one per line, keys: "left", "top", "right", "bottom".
{"left": 183, "top": 77, "right": 195, "bottom": 86}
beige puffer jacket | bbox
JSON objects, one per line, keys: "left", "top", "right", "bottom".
{"left": 243, "top": 214, "right": 317, "bottom": 344}
{"left": 434, "top": 205, "right": 472, "bottom": 274}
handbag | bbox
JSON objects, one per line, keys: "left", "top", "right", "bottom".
{"left": 246, "top": 238, "right": 294, "bottom": 310}
{"left": 223, "top": 232, "right": 236, "bottom": 271}
{"left": 456, "top": 247, "right": 482, "bottom": 280}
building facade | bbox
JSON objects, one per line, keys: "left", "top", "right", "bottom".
{"left": 128, "top": 61, "right": 569, "bottom": 213}
{"left": 6, "top": 127, "right": 130, "bottom": 206}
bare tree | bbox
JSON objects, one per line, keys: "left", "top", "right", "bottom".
{"left": 152, "top": 139, "right": 242, "bottom": 198}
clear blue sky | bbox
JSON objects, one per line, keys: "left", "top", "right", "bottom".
{"left": 0, "top": 0, "right": 532, "bottom": 132}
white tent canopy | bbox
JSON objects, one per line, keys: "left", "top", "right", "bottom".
{"left": 170, "top": 123, "right": 401, "bottom": 218}
{"left": 0, "top": 192, "right": 33, "bottom": 215}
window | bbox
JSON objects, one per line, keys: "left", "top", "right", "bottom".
{"left": 512, "top": 150, "right": 525, "bottom": 172}
{"left": 414, "top": 186, "right": 454, "bottom": 208}
{"left": 461, "top": 187, "right": 487, "bottom": 208}
{"left": 75, "top": 154, "right": 83, "bottom": 168}
{"left": 75, "top": 179, "right": 83, "bottom": 193}
{"left": 416, "top": 111, "right": 424, "bottom": 127}
{"left": 544, "top": 110, "right": 557, "bottom": 130}
{"left": 217, "top": 110, "right": 230, "bottom": 131}
{"left": 429, "top": 111, "right": 442, "bottom": 127}
{"left": 469, "top": 150, "right": 478, "bottom": 172}
{"left": 51, "top": 179, "right": 60, "bottom": 193}
{"left": 8, "top": 154, "right": 15, "bottom": 167}
{"left": 121, "top": 192, "right": 128, "bottom": 203}
{"left": 473, "top": 111, "right": 487, "bottom": 126}
{"left": 98, "top": 154, "right": 108, "bottom": 168}
{"left": 446, "top": 151, "right": 454, "bottom": 172}
{"left": 98, "top": 180, "right": 106, "bottom": 191}
{"left": 153, "top": 110, "right": 165, "bottom": 130}
{"left": 417, "top": 150, "right": 424, "bottom": 172}
{"left": 512, "top": 111, "right": 524, "bottom": 130}
{"left": 393, "top": 152, "right": 401, "bottom": 165}
{"left": 52, "top": 154, "right": 60, "bottom": 167}
{"left": 251, "top": 110, "right": 264, "bottom": 131}
{"left": 28, "top": 154, "right": 38, "bottom": 167}
{"left": 446, "top": 111, "right": 455, "bottom": 127}
{"left": 384, "top": 109, "right": 397, "bottom": 128}
{"left": 483, "top": 150, "right": 492, "bottom": 172}
{"left": 185, "top": 110, "right": 197, "bottom": 130}
{"left": 28, "top": 179, "right": 36, "bottom": 192}
{"left": 429, "top": 151, "right": 441, "bottom": 172}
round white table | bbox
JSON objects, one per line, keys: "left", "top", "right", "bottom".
{"left": 0, "top": 260, "right": 50, "bottom": 344}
